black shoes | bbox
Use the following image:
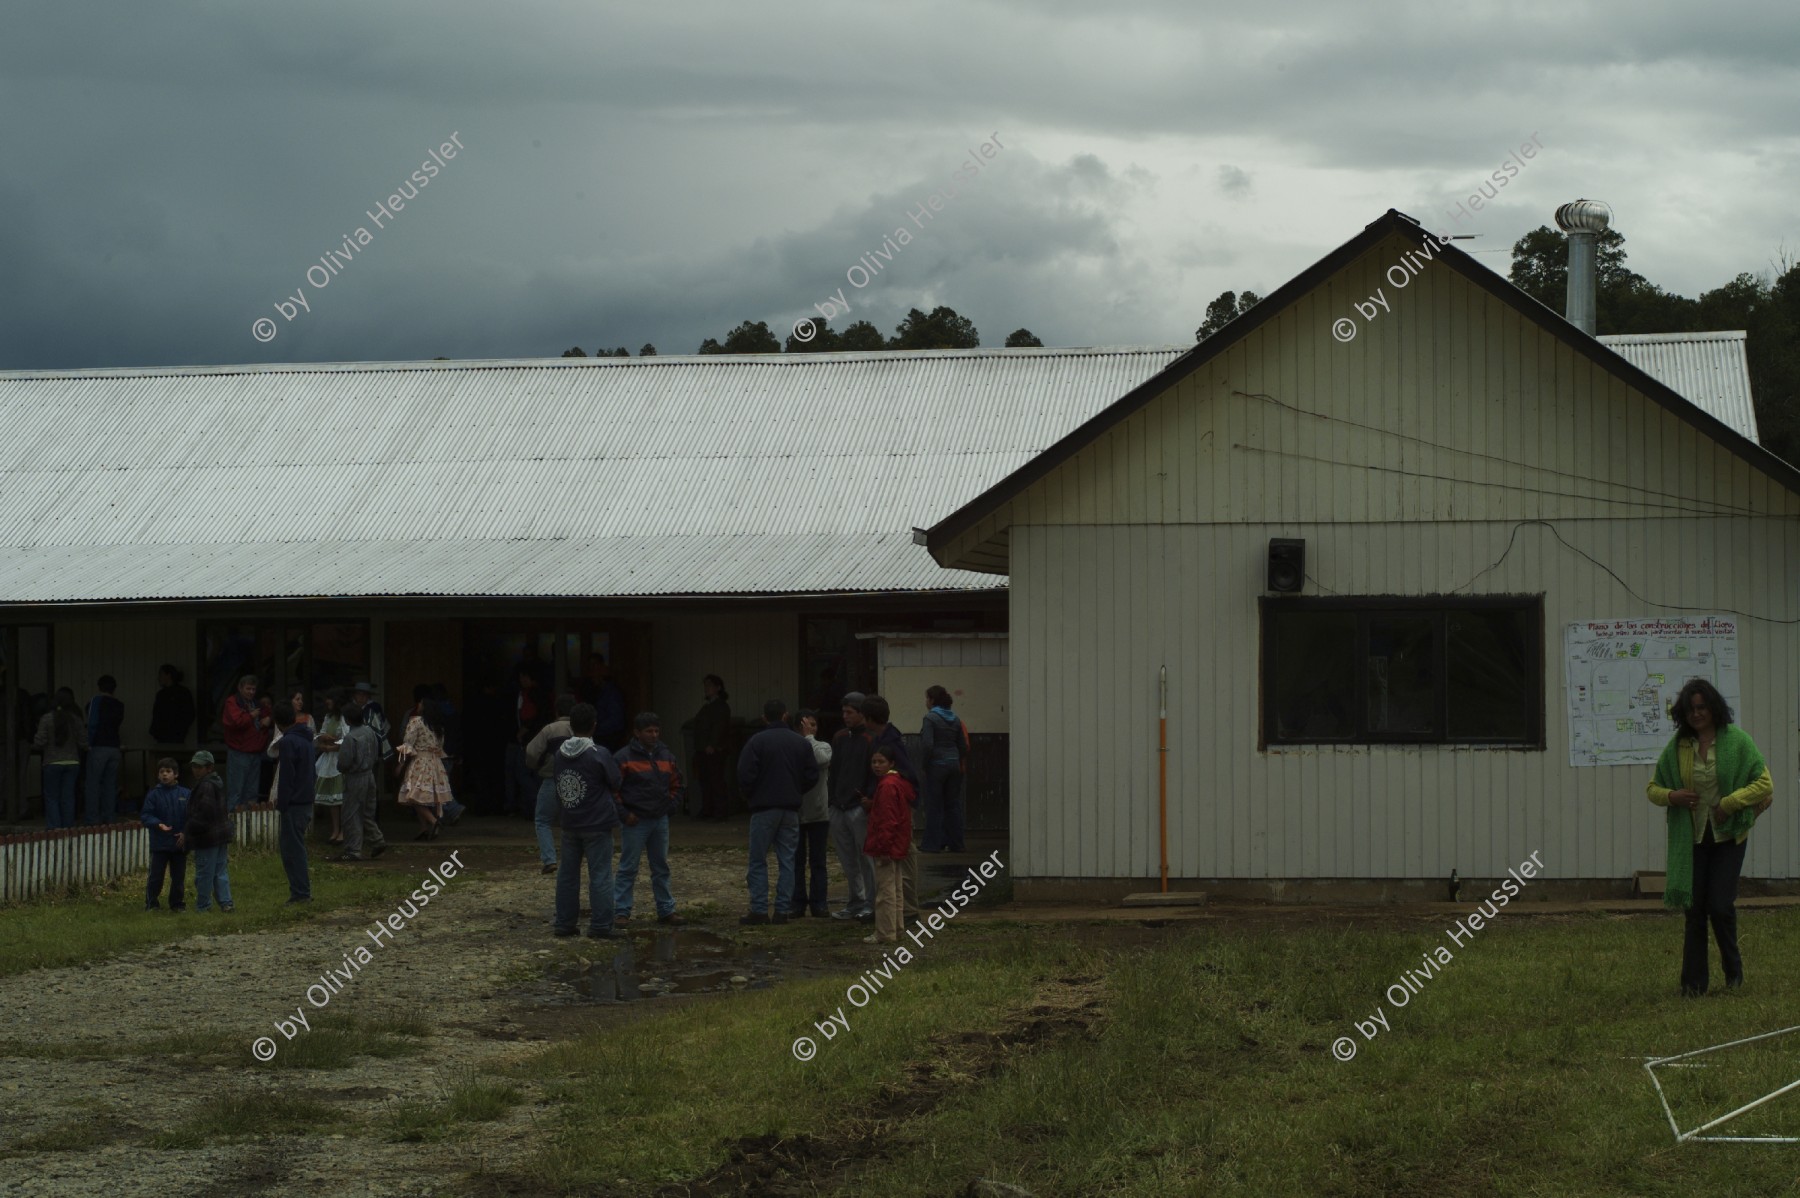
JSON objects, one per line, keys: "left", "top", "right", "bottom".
{"left": 370, "top": 844, "right": 389, "bottom": 859}
{"left": 541, "top": 863, "right": 557, "bottom": 874}
{"left": 285, "top": 896, "right": 312, "bottom": 905}
{"left": 553, "top": 927, "right": 578, "bottom": 937}
{"left": 739, "top": 912, "right": 769, "bottom": 925}
{"left": 657, "top": 913, "right": 686, "bottom": 925}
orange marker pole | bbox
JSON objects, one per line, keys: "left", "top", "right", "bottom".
{"left": 1159, "top": 665, "right": 1169, "bottom": 893}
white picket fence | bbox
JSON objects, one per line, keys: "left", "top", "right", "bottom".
{"left": 0, "top": 805, "right": 280, "bottom": 904}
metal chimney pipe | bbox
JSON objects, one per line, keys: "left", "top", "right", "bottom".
{"left": 1555, "top": 199, "right": 1612, "bottom": 335}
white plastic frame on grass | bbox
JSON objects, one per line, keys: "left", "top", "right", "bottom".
{"left": 1642, "top": 1024, "right": 1800, "bottom": 1144}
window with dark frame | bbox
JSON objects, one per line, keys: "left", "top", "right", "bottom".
{"left": 1261, "top": 597, "right": 1543, "bottom": 747}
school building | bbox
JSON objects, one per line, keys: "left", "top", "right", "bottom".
{"left": 0, "top": 346, "right": 1181, "bottom": 826}
{"left": 925, "top": 209, "right": 1800, "bottom": 898}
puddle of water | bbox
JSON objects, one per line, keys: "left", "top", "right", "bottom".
{"left": 549, "top": 930, "right": 783, "bottom": 1003}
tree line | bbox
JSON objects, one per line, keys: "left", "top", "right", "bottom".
{"left": 558, "top": 307, "right": 1043, "bottom": 360}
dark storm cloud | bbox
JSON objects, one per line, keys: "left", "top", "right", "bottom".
{"left": 0, "top": 0, "right": 1796, "bottom": 368}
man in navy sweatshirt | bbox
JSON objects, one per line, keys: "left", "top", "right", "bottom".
{"left": 553, "top": 703, "right": 624, "bottom": 938}
{"left": 736, "top": 699, "right": 819, "bottom": 924}
{"left": 271, "top": 702, "right": 317, "bottom": 904}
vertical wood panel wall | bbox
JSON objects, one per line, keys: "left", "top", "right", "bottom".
{"left": 1012, "top": 521, "right": 1800, "bottom": 881}
{"left": 650, "top": 613, "right": 798, "bottom": 733}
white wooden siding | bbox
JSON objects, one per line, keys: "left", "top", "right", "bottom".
{"left": 1011, "top": 520, "right": 1800, "bottom": 881}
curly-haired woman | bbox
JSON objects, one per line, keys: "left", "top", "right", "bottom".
{"left": 1646, "top": 679, "right": 1774, "bottom": 997}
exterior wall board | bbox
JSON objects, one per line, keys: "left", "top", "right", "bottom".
{"left": 1013, "top": 520, "right": 1800, "bottom": 881}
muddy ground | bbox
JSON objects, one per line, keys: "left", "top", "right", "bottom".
{"left": 0, "top": 823, "right": 1015, "bottom": 1197}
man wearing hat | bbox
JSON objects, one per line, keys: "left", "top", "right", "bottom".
{"left": 612, "top": 712, "right": 686, "bottom": 925}
{"left": 333, "top": 701, "right": 389, "bottom": 861}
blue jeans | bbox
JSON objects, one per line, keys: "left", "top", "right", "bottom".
{"left": 226, "top": 750, "right": 262, "bottom": 810}
{"left": 146, "top": 849, "right": 187, "bottom": 909}
{"left": 615, "top": 815, "right": 674, "bottom": 918}
{"left": 42, "top": 763, "right": 79, "bottom": 828}
{"left": 534, "top": 779, "right": 559, "bottom": 865}
{"left": 279, "top": 804, "right": 313, "bottom": 900}
{"left": 746, "top": 808, "right": 799, "bottom": 915}
{"left": 84, "top": 746, "right": 121, "bottom": 825}
{"left": 192, "top": 845, "right": 232, "bottom": 910}
{"left": 921, "top": 761, "right": 965, "bottom": 851}
{"left": 556, "top": 827, "right": 616, "bottom": 933}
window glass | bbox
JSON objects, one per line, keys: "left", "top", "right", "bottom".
{"left": 1367, "top": 616, "right": 1438, "bottom": 735}
{"left": 1271, "top": 610, "right": 1357, "bottom": 739}
{"left": 1448, "top": 609, "right": 1531, "bottom": 740}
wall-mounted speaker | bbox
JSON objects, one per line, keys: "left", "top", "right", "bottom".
{"left": 1267, "top": 538, "right": 1305, "bottom": 593}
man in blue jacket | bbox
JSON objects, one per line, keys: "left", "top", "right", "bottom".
{"left": 613, "top": 712, "right": 686, "bottom": 927}
{"left": 553, "top": 703, "right": 624, "bottom": 938}
{"left": 737, "top": 699, "right": 819, "bottom": 925}
{"left": 271, "top": 702, "right": 317, "bottom": 905}
{"left": 141, "top": 756, "right": 190, "bottom": 911}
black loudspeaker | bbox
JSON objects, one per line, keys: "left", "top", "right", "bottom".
{"left": 1267, "top": 538, "right": 1305, "bottom": 592}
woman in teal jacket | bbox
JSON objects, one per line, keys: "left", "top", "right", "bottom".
{"left": 1645, "top": 679, "right": 1773, "bottom": 997}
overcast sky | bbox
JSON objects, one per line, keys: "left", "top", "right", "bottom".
{"left": 2, "top": 0, "right": 1797, "bottom": 371}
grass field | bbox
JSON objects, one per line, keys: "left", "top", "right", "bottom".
{"left": 0, "top": 846, "right": 427, "bottom": 977}
{"left": 514, "top": 910, "right": 1800, "bottom": 1196}
{"left": 8, "top": 843, "right": 1800, "bottom": 1196}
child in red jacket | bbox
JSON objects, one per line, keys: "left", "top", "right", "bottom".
{"left": 861, "top": 747, "right": 916, "bottom": 944}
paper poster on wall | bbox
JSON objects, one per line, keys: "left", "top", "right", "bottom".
{"left": 1564, "top": 616, "right": 1739, "bottom": 766}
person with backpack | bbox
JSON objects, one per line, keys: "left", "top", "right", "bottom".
{"left": 918, "top": 685, "right": 971, "bottom": 853}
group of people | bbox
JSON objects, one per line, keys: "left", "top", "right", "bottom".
{"left": 736, "top": 687, "right": 969, "bottom": 945}
{"left": 23, "top": 665, "right": 201, "bottom": 829}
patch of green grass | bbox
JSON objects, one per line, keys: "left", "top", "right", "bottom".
{"left": 519, "top": 909, "right": 1800, "bottom": 1197}
{"left": 384, "top": 1069, "right": 525, "bottom": 1142}
{"left": 3, "top": 1117, "right": 127, "bottom": 1156}
{"left": 0, "top": 849, "right": 429, "bottom": 978}
{"left": 0, "top": 1029, "right": 233, "bottom": 1063}
{"left": 150, "top": 1092, "right": 344, "bottom": 1149}
{"left": 518, "top": 933, "right": 1091, "bottom": 1187}
{"left": 251, "top": 1009, "right": 433, "bottom": 1070}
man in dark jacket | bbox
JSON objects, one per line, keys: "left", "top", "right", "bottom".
{"left": 682, "top": 675, "right": 732, "bottom": 819}
{"left": 140, "top": 757, "right": 190, "bottom": 911}
{"left": 552, "top": 703, "right": 624, "bottom": 938}
{"left": 270, "top": 702, "right": 317, "bottom": 904}
{"left": 613, "top": 712, "right": 686, "bottom": 926}
{"left": 828, "top": 692, "right": 875, "bottom": 921}
{"left": 859, "top": 694, "right": 920, "bottom": 923}
{"left": 85, "top": 675, "right": 126, "bottom": 825}
{"left": 184, "top": 751, "right": 234, "bottom": 912}
{"left": 736, "top": 699, "right": 819, "bottom": 924}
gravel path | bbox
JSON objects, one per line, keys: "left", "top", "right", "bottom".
{"left": 0, "top": 834, "right": 868, "bottom": 1197}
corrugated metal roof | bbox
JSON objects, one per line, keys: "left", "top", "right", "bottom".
{"left": 0, "top": 348, "right": 1183, "bottom": 603}
{"left": 1599, "top": 331, "right": 1757, "bottom": 442}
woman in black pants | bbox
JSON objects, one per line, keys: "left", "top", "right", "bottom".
{"left": 1646, "top": 680, "right": 1773, "bottom": 996}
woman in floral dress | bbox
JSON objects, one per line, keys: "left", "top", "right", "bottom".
{"left": 396, "top": 700, "right": 454, "bottom": 840}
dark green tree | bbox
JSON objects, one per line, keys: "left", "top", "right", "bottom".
{"left": 718, "top": 320, "right": 781, "bottom": 354}
{"left": 560, "top": 346, "right": 587, "bottom": 357}
{"left": 697, "top": 338, "right": 724, "bottom": 354}
{"left": 786, "top": 320, "right": 841, "bottom": 353}
{"left": 639, "top": 343, "right": 657, "bottom": 356}
{"left": 611, "top": 347, "right": 630, "bottom": 357}
{"left": 1194, "top": 290, "right": 1261, "bottom": 341}
{"left": 888, "top": 306, "right": 980, "bottom": 350}
{"left": 838, "top": 320, "right": 886, "bottom": 351}
{"left": 1004, "top": 328, "right": 1044, "bottom": 347}
{"left": 1508, "top": 225, "right": 1697, "bottom": 334}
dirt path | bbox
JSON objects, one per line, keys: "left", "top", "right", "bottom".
{"left": 0, "top": 838, "right": 876, "bottom": 1197}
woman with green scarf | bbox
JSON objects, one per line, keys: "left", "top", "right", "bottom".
{"left": 1645, "top": 679, "right": 1774, "bottom": 997}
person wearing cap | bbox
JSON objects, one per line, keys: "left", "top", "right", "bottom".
{"left": 184, "top": 751, "right": 234, "bottom": 913}
{"left": 612, "top": 712, "right": 687, "bottom": 926}
{"left": 827, "top": 692, "right": 875, "bottom": 920}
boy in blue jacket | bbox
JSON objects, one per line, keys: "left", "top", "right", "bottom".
{"left": 141, "top": 757, "right": 191, "bottom": 911}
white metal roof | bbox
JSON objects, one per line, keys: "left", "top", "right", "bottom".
{"left": 1599, "top": 331, "right": 1758, "bottom": 442}
{"left": 0, "top": 348, "right": 1184, "bottom": 603}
